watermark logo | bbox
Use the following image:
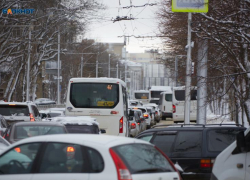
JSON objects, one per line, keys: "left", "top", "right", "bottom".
{"left": 2, "top": 9, "right": 35, "bottom": 15}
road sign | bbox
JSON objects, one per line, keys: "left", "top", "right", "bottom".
{"left": 172, "top": 0, "right": 208, "bottom": 13}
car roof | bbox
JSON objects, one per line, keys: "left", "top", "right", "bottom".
{"left": 9, "top": 134, "right": 151, "bottom": 149}
{"left": 50, "top": 116, "right": 99, "bottom": 126}
{"left": 140, "top": 124, "right": 246, "bottom": 133}
{"left": 0, "top": 101, "right": 36, "bottom": 106}
{"left": 12, "top": 121, "right": 65, "bottom": 127}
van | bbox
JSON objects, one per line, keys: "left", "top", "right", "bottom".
{"left": 172, "top": 86, "right": 197, "bottom": 122}
{"left": 136, "top": 124, "right": 246, "bottom": 180}
{"left": 159, "top": 90, "right": 173, "bottom": 120}
{"left": 211, "top": 127, "right": 250, "bottom": 180}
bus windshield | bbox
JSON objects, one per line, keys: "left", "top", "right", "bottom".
{"left": 70, "top": 83, "right": 119, "bottom": 108}
{"left": 134, "top": 92, "right": 149, "bottom": 100}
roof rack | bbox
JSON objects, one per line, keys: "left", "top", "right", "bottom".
{"left": 151, "top": 123, "right": 244, "bottom": 129}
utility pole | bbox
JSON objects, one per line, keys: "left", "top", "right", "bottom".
{"left": 57, "top": 30, "right": 61, "bottom": 105}
{"left": 197, "top": 39, "right": 208, "bottom": 124}
{"left": 81, "top": 56, "right": 83, "bottom": 77}
{"left": 124, "top": 37, "right": 127, "bottom": 87}
{"left": 116, "top": 61, "right": 119, "bottom": 78}
{"left": 96, "top": 53, "right": 99, "bottom": 78}
{"left": 26, "top": 28, "right": 31, "bottom": 102}
{"left": 108, "top": 54, "right": 111, "bottom": 78}
{"left": 184, "top": 13, "right": 192, "bottom": 124}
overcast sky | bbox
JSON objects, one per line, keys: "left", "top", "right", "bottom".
{"left": 85, "top": 0, "right": 163, "bottom": 53}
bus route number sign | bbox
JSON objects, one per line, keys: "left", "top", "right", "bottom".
{"left": 97, "top": 101, "right": 115, "bottom": 107}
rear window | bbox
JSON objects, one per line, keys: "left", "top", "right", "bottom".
{"left": 172, "top": 131, "right": 202, "bottom": 157}
{"left": 174, "top": 90, "right": 197, "bottom": 101}
{"left": 150, "top": 91, "right": 163, "bottom": 98}
{"left": 165, "top": 94, "right": 172, "bottom": 102}
{"left": 14, "top": 125, "right": 66, "bottom": 140}
{"left": 138, "top": 108, "right": 146, "bottom": 113}
{"left": 149, "top": 100, "right": 159, "bottom": 105}
{"left": 65, "top": 125, "right": 99, "bottom": 134}
{"left": 70, "top": 83, "right": 119, "bottom": 109}
{"left": 153, "top": 134, "right": 176, "bottom": 157}
{"left": 0, "top": 105, "right": 29, "bottom": 116}
{"left": 134, "top": 93, "right": 149, "bottom": 100}
{"left": 207, "top": 128, "right": 244, "bottom": 152}
{"left": 112, "top": 144, "right": 174, "bottom": 174}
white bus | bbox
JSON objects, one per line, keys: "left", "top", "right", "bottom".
{"left": 65, "top": 78, "right": 129, "bottom": 136}
{"left": 133, "top": 90, "right": 149, "bottom": 104}
{"left": 149, "top": 86, "right": 172, "bottom": 105}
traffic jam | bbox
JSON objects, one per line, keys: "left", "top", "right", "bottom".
{"left": 0, "top": 79, "right": 248, "bottom": 180}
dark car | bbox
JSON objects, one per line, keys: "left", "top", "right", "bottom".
{"left": 3, "top": 121, "right": 67, "bottom": 144}
{"left": 136, "top": 124, "right": 246, "bottom": 180}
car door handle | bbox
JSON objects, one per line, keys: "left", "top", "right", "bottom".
{"left": 237, "top": 163, "right": 243, "bottom": 169}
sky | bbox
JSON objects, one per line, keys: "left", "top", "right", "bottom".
{"left": 85, "top": 0, "right": 163, "bottom": 53}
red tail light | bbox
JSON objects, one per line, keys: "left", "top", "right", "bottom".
{"left": 173, "top": 105, "right": 176, "bottom": 113}
{"left": 130, "top": 123, "right": 136, "bottom": 129}
{"left": 155, "top": 146, "right": 182, "bottom": 180}
{"left": 155, "top": 111, "right": 158, "bottom": 115}
{"left": 109, "top": 148, "right": 132, "bottom": 180}
{"left": 30, "top": 113, "right": 35, "bottom": 121}
{"left": 143, "top": 114, "right": 148, "bottom": 118}
{"left": 67, "top": 146, "right": 75, "bottom": 152}
{"left": 119, "top": 116, "right": 123, "bottom": 133}
{"left": 200, "top": 159, "right": 213, "bottom": 168}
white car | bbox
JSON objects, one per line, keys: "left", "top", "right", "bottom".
{"left": 34, "top": 98, "right": 56, "bottom": 105}
{"left": 0, "top": 134, "right": 181, "bottom": 180}
{"left": 0, "top": 101, "right": 41, "bottom": 126}
{"left": 39, "top": 110, "right": 64, "bottom": 120}
{"left": 132, "top": 107, "right": 152, "bottom": 129}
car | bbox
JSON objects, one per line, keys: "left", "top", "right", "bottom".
{"left": 136, "top": 123, "right": 246, "bottom": 180}
{"left": 49, "top": 116, "right": 102, "bottom": 134}
{"left": 46, "top": 108, "right": 65, "bottom": 114}
{"left": 133, "top": 107, "right": 153, "bottom": 129}
{"left": 0, "top": 134, "right": 182, "bottom": 180}
{"left": 39, "top": 110, "right": 64, "bottom": 120}
{"left": 0, "top": 136, "right": 10, "bottom": 153}
{"left": 145, "top": 106, "right": 156, "bottom": 125}
{"left": 133, "top": 109, "right": 147, "bottom": 132}
{"left": 144, "top": 103, "right": 161, "bottom": 123}
{"left": 0, "top": 101, "right": 41, "bottom": 126}
{"left": 128, "top": 109, "right": 141, "bottom": 137}
{"left": 34, "top": 98, "right": 56, "bottom": 105}
{"left": 211, "top": 126, "right": 250, "bottom": 180}
{"left": 3, "top": 121, "right": 68, "bottom": 144}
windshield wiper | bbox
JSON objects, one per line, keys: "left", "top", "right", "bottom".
{"left": 134, "top": 168, "right": 169, "bottom": 173}
{"left": 174, "top": 144, "right": 201, "bottom": 152}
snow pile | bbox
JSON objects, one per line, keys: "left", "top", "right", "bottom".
{"left": 50, "top": 116, "right": 99, "bottom": 126}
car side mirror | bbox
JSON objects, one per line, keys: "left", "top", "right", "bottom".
{"left": 236, "top": 131, "right": 246, "bottom": 152}
{"left": 100, "top": 129, "right": 106, "bottom": 134}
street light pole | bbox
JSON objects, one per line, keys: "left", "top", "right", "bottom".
{"left": 26, "top": 29, "right": 31, "bottom": 102}
{"left": 184, "top": 12, "right": 192, "bottom": 124}
{"left": 57, "top": 30, "right": 61, "bottom": 105}
{"left": 108, "top": 54, "right": 110, "bottom": 78}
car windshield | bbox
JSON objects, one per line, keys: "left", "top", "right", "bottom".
{"left": 150, "top": 91, "right": 163, "bottom": 98}
{"left": 0, "top": 105, "right": 29, "bottom": 116}
{"left": 65, "top": 125, "right": 99, "bottom": 134}
{"left": 134, "top": 93, "right": 149, "bottom": 100}
{"left": 207, "top": 128, "right": 244, "bottom": 152}
{"left": 112, "top": 144, "right": 174, "bottom": 174}
{"left": 14, "top": 125, "right": 66, "bottom": 140}
{"left": 70, "top": 83, "right": 119, "bottom": 108}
